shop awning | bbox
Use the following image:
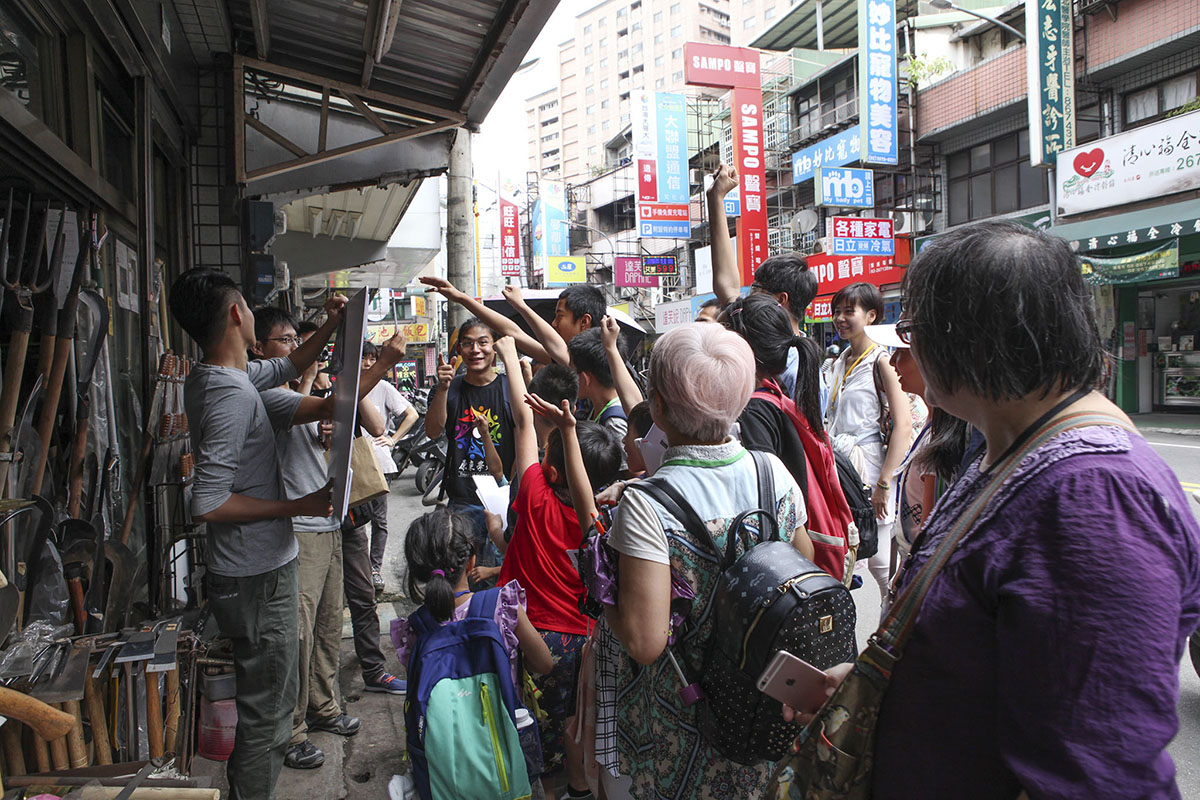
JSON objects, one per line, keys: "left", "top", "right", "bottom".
{"left": 1049, "top": 198, "right": 1200, "bottom": 252}
{"left": 749, "top": 0, "right": 916, "bottom": 52}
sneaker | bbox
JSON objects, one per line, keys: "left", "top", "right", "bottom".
{"left": 307, "top": 712, "right": 361, "bottom": 737}
{"left": 284, "top": 740, "right": 325, "bottom": 769}
{"left": 372, "top": 569, "right": 385, "bottom": 593}
{"left": 363, "top": 672, "right": 406, "bottom": 695}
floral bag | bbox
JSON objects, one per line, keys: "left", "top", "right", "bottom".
{"left": 769, "top": 411, "right": 1125, "bottom": 799}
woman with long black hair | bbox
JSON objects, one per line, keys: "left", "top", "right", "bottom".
{"left": 724, "top": 293, "right": 851, "bottom": 582}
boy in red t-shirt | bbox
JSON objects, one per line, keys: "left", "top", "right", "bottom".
{"left": 494, "top": 336, "right": 622, "bottom": 799}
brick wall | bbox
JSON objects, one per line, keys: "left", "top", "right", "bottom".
{"left": 1084, "top": 0, "right": 1200, "bottom": 72}
{"left": 917, "top": 47, "right": 1025, "bottom": 139}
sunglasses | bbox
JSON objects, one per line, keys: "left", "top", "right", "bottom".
{"left": 895, "top": 319, "right": 914, "bottom": 345}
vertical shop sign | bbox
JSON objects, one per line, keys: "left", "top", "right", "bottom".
{"left": 530, "top": 180, "right": 569, "bottom": 272}
{"left": 633, "top": 92, "right": 691, "bottom": 237}
{"left": 858, "top": 0, "right": 898, "bottom": 166}
{"left": 1026, "top": 0, "right": 1075, "bottom": 167}
{"left": 498, "top": 175, "right": 523, "bottom": 277}
{"left": 685, "top": 42, "right": 767, "bottom": 286}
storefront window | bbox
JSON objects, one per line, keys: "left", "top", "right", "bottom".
{"left": 0, "top": 4, "right": 61, "bottom": 132}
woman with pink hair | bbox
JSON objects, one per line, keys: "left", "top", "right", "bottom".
{"left": 603, "top": 323, "right": 814, "bottom": 799}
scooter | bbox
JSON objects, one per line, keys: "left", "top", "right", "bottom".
{"left": 412, "top": 437, "right": 446, "bottom": 496}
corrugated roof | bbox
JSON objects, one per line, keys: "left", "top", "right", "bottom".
{"left": 750, "top": 0, "right": 914, "bottom": 52}
{"left": 225, "top": 0, "right": 557, "bottom": 126}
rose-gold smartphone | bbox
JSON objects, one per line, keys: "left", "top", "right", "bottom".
{"left": 756, "top": 650, "right": 828, "bottom": 713}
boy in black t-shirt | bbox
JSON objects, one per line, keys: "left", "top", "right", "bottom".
{"left": 425, "top": 318, "right": 515, "bottom": 567}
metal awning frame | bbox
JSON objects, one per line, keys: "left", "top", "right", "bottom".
{"left": 233, "top": 55, "right": 466, "bottom": 185}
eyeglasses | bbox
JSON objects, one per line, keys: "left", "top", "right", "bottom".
{"left": 268, "top": 335, "right": 302, "bottom": 346}
{"left": 895, "top": 319, "right": 914, "bottom": 345}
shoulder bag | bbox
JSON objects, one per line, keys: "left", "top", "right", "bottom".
{"left": 769, "top": 408, "right": 1130, "bottom": 799}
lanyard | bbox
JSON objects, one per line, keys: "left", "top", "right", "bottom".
{"left": 592, "top": 397, "right": 620, "bottom": 422}
{"left": 828, "top": 344, "right": 876, "bottom": 411}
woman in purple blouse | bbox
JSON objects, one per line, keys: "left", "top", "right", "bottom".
{"left": 867, "top": 221, "right": 1200, "bottom": 799}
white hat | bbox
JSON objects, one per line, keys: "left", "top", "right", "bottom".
{"left": 864, "top": 323, "right": 909, "bottom": 350}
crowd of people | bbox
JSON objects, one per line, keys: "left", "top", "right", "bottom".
{"left": 172, "top": 164, "right": 1200, "bottom": 800}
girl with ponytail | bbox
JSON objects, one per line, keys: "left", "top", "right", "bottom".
{"left": 392, "top": 507, "right": 553, "bottom": 680}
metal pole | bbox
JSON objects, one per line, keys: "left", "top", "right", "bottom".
{"left": 446, "top": 128, "right": 474, "bottom": 333}
{"left": 816, "top": 0, "right": 825, "bottom": 51}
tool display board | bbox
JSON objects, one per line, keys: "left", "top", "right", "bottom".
{"left": 329, "top": 289, "right": 367, "bottom": 520}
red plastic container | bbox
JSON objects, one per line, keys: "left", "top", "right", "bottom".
{"left": 197, "top": 697, "right": 237, "bottom": 761}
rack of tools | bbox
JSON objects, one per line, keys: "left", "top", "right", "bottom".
{"left": 0, "top": 191, "right": 220, "bottom": 796}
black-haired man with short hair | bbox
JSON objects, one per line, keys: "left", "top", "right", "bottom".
{"left": 170, "top": 268, "right": 344, "bottom": 800}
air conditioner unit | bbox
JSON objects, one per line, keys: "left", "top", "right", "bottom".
{"left": 890, "top": 209, "right": 932, "bottom": 235}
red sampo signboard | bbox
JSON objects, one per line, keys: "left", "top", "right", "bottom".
{"left": 808, "top": 253, "right": 905, "bottom": 297}
{"left": 685, "top": 42, "right": 767, "bottom": 288}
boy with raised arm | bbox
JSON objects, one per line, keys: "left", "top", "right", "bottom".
{"left": 170, "top": 268, "right": 342, "bottom": 800}
{"left": 419, "top": 276, "right": 605, "bottom": 366}
{"left": 706, "top": 163, "right": 819, "bottom": 396}
{"left": 493, "top": 335, "right": 622, "bottom": 799}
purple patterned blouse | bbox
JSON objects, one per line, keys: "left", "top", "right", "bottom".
{"left": 873, "top": 425, "right": 1200, "bottom": 799}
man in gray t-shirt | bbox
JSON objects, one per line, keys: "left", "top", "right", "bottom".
{"left": 172, "top": 268, "right": 344, "bottom": 800}
{"left": 252, "top": 309, "right": 408, "bottom": 771}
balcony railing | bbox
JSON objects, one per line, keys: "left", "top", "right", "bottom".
{"left": 788, "top": 96, "right": 857, "bottom": 148}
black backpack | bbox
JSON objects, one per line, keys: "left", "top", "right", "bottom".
{"left": 627, "top": 450, "right": 857, "bottom": 765}
{"left": 833, "top": 449, "right": 878, "bottom": 560}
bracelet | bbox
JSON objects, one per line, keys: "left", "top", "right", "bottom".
{"left": 875, "top": 480, "right": 890, "bottom": 491}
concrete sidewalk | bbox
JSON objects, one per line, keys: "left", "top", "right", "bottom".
{"left": 1131, "top": 412, "right": 1200, "bottom": 437}
{"left": 194, "top": 472, "right": 425, "bottom": 799}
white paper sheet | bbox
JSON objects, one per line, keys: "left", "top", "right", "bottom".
{"left": 472, "top": 475, "right": 510, "bottom": 518}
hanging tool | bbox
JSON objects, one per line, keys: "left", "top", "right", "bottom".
{"left": 65, "top": 287, "right": 110, "bottom": 518}
{"left": 0, "top": 193, "right": 43, "bottom": 492}
{"left": 120, "top": 354, "right": 176, "bottom": 545}
{"left": 22, "top": 206, "right": 71, "bottom": 500}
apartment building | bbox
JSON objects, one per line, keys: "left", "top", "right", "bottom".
{"left": 526, "top": 0, "right": 801, "bottom": 183}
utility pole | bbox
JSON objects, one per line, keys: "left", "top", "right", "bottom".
{"left": 447, "top": 127, "right": 474, "bottom": 335}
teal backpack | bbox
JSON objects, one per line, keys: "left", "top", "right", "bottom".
{"left": 404, "top": 588, "right": 533, "bottom": 800}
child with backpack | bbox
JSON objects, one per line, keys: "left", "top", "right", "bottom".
{"left": 393, "top": 507, "right": 554, "bottom": 800}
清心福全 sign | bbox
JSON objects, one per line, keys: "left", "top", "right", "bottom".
{"left": 1056, "top": 109, "right": 1200, "bottom": 216}
{"left": 815, "top": 167, "right": 875, "bottom": 208}
{"left": 829, "top": 216, "right": 895, "bottom": 256}
{"left": 858, "top": 0, "right": 898, "bottom": 166}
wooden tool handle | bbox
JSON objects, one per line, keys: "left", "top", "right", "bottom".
{"left": 164, "top": 670, "right": 180, "bottom": 755}
{"left": 33, "top": 735, "right": 50, "bottom": 773}
{"left": 146, "top": 671, "right": 163, "bottom": 759}
{"left": 64, "top": 699, "right": 87, "bottom": 768}
{"left": 1, "top": 723, "right": 25, "bottom": 776}
{"left": 49, "top": 707, "right": 69, "bottom": 770}
{"left": 85, "top": 674, "right": 112, "bottom": 765}
{"left": 0, "top": 687, "right": 76, "bottom": 740}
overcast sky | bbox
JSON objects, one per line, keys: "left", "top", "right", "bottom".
{"left": 473, "top": 1, "right": 583, "bottom": 195}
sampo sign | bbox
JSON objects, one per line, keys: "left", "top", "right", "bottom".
{"left": 685, "top": 42, "right": 767, "bottom": 287}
